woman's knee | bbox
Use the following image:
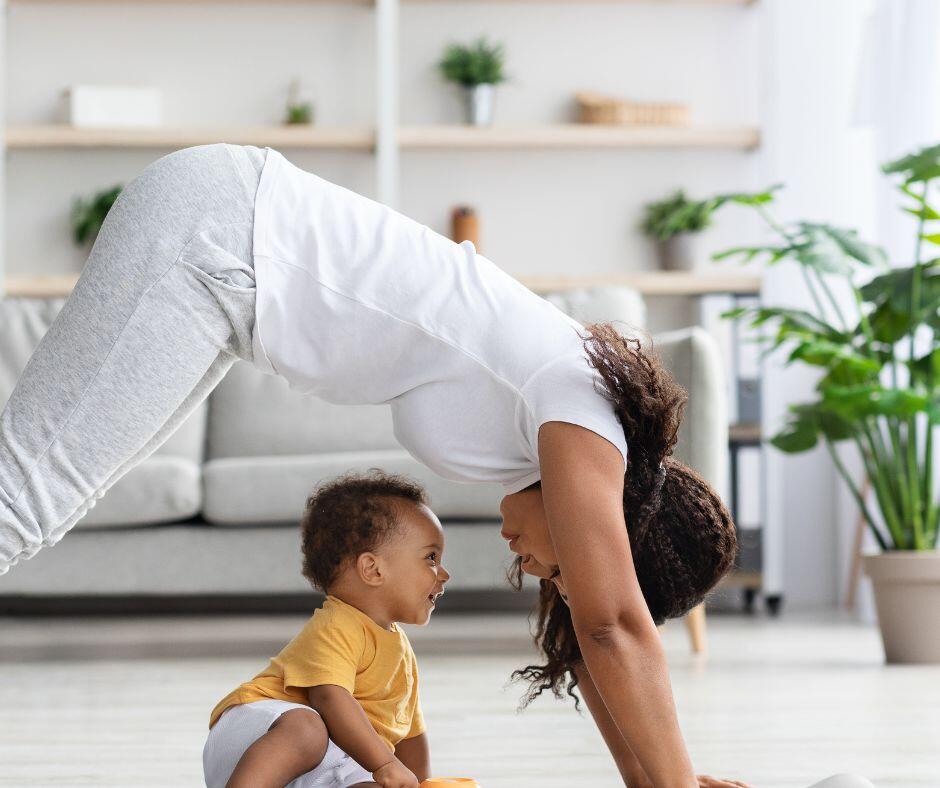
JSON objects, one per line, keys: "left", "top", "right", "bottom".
{"left": 268, "top": 708, "right": 330, "bottom": 767}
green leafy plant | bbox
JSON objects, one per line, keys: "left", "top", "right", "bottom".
{"left": 438, "top": 37, "right": 507, "bottom": 87}
{"left": 70, "top": 184, "right": 123, "bottom": 246}
{"left": 286, "top": 103, "right": 313, "bottom": 124}
{"left": 285, "top": 78, "right": 314, "bottom": 125}
{"left": 640, "top": 190, "right": 720, "bottom": 241}
{"left": 711, "top": 145, "right": 940, "bottom": 552}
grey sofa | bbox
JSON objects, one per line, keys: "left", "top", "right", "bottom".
{"left": 0, "top": 287, "right": 727, "bottom": 611}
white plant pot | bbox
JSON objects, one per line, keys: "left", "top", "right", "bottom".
{"left": 657, "top": 233, "right": 699, "bottom": 271}
{"left": 463, "top": 84, "right": 497, "bottom": 127}
{"left": 862, "top": 551, "right": 940, "bottom": 663}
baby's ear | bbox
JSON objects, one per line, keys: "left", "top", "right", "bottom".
{"left": 356, "top": 552, "right": 384, "bottom": 587}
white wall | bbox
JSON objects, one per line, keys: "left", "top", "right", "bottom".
{"left": 4, "top": 0, "right": 880, "bottom": 610}
{"left": 5, "top": 2, "right": 760, "bottom": 281}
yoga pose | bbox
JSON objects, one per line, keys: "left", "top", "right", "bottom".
{"left": 0, "top": 144, "right": 874, "bottom": 788}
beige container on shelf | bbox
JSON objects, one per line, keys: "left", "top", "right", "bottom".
{"left": 576, "top": 91, "right": 690, "bottom": 126}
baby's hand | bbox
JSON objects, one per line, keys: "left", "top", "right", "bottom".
{"left": 372, "top": 757, "right": 419, "bottom": 788}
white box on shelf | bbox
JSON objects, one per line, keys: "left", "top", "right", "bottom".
{"left": 64, "top": 85, "right": 163, "bottom": 128}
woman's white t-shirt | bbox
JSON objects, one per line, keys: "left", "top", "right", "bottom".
{"left": 250, "top": 148, "right": 627, "bottom": 494}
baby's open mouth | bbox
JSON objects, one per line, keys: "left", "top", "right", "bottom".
{"left": 427, "top": 591, "right": 444, "bottom": 605}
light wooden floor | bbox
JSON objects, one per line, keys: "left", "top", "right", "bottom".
{"left": 0, "top": 608, "right": 937, "bottom": 788}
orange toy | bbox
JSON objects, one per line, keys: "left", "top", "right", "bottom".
{"left": 420, "top": 780, "right": 480, "bottom": 787}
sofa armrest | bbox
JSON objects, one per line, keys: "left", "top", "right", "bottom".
{"left": 649, "top": 326, "right": 729, "bottom": 502}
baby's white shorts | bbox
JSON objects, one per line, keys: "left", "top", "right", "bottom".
{"left": 203, "top": 699, "right": 374, "bottom": 788}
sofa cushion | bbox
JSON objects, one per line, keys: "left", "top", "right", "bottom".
{"left": 0, "top": 521, "right": 535, "bottom": 594}
{"left": 206, "top": 362, "right": 504, "bottom": 520}
{"left": 543, "top": 285, "right": 647, "bottom": 330}
{"left": 76, "top": 456, "right": 202, "bottom": 528}
{"left": 0, "top": 296, "right": 207, "bottom": 528}
{"left": 203, "top": 450, "right": 504, "bottom": 525}
{"left": 207, "top": 360, "right": 399, "bottom": 458}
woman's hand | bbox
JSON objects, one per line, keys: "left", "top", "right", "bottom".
{"left": 696, "top": 775, "right": 751, "bottom": 787}
{"left": 372, "top": 757, "right": 420, "bottom": 788}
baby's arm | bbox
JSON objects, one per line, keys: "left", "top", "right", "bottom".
{"left": 394, "top": 732, "right": 431, "bottom": 783}
{"left": 307, "top": 684, "right": 417, "bottom": 785}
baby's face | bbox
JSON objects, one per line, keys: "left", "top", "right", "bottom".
{"left": 382, "top": 500, "right": 450, "bottom": 626}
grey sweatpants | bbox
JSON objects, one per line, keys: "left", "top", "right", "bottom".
{"left": 0, "top": 143, "right": 267, "bottom": 574}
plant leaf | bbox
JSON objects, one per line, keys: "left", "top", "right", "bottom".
{"left": 802, "top": 223, "right": 888, "bottom": 268}
{"left": 770, "top": 408, "right": 820, "bottom": 453}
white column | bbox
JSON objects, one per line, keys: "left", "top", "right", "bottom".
{"left": 375, "top": 0, "right": 399, "bottom": 208}
{"left": 0, "top": 0, "right": 6, "bottom": 298}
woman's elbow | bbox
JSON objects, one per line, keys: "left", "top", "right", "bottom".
{"left": 576, "top": 609, "right": 659, "bottom": 651}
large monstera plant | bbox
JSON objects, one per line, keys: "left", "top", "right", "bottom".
{"left": 711, "top": 144, "right": 940, "bottom": 554}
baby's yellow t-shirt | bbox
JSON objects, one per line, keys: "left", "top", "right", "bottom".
{"left": 209, "top": 595, "right": 425, "bottom": 751}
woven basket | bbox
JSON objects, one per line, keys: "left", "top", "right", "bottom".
{"left": 576, "top": 91, "right": 690, "bottom": 126}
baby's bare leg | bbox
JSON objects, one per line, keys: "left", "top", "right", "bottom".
{"left": 226, "top": 708, "right": 329, "bottom": 788}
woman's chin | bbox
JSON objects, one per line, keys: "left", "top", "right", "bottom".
{"left": 520, "top": 554, "right": 552, "bottom": 579}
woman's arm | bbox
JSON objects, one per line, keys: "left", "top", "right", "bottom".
{"left": 538, "top": 421, "right": 697, "bottom": 788}
{"left": 394, "top": 732, "right": 431, "bottom": 782}
{"left": 573, "top": 662, "right": 653, "bottom": 788}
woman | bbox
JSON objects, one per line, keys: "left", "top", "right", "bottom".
{"left": 0, "top": 145, "right": 871, "bottom": 788}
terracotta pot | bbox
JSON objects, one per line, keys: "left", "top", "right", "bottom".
{"left": 862, "top": 551, "right": 940, "bottom": 663}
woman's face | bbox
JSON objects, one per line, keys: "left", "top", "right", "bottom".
{"left": 499, "top": 486, "right": 569, "bottom": 603}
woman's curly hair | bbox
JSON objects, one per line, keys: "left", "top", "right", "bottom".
{"left": 509, "top": 323, "right": 738, "bottom": 711}
{"left": 300, "top": 470, "right": 428, "bottom": 593}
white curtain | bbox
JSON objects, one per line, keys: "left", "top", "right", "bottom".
{"left": 854, "top": 0, "right": 940, "bottom": 263}
{"left": 840, "top": 0, "right": 940, "bottom": 620}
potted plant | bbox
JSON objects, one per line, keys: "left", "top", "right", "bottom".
{"left": 284, "top": 78, "right": 314, "bottom": 126}
{"left": 438, "top": 37, "right": 507, "bottom": 127}
{"left": 641, "top": 190, "right": 718, "bottom": 271}
{"left": 71, "top": 184, "right": 123, "bottom": 247}
{"left": 710, "top": 144, "right": 940, "bottom": 663}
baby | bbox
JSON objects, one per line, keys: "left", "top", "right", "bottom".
{"left": 203, "top": 471, "right": 450, "bottom": 788}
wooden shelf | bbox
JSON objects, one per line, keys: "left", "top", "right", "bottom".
{"left": 521, "top": 271, "right": 760, "bottom": 296}
{"left": 10, "top": 0, "right": 756, "bottom": 4}
{"left": 6, "top": 271, "right": 760, "bottom": 299}
{"left": 729, "top": 422, "right": 762, "bottom": 443}
{"left": 5, "top": 275, "right": 80, "bottom": 299}
{"left": 404, "top": 0, "right": 756, "bottom": 4}
{"left": 6, "top": 124, "right": 760, "bottom": 152}
{"left": 716, "top": 569, "right": 761, "bottom": 590}
{"left": 11, "top": 0, "right": 373, "bottom": 4}
{"left": 399, "top": 124, "right": 760, "bottom": 150}
{"left": 5, "top": 125, "right": 374, "bottom": 150}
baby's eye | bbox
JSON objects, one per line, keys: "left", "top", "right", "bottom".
{"left": 426, "top": 552, "right": 438, "bottom": 562}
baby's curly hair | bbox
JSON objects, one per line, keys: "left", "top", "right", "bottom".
{"left": 300, "top": 470, "right": 429, "bottom": 593}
